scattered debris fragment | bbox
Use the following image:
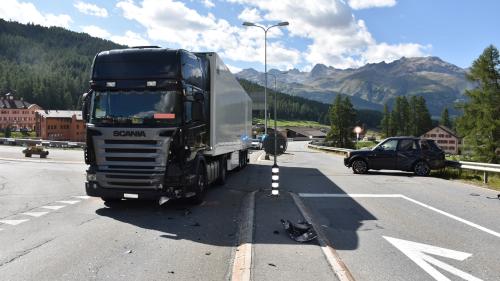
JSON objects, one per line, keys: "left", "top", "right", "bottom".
{"left": 268, "top": 263, "right": 276, "bottom": 267}
{"left": 190, "top": 222, "right": 201, "bottom": 227}
{"left": 125, "top": 250, "right": 133, "bottom": 254}
{"left": 273, "top": 230, "right": 279, "bottom": 235}
{"left": 168, "top": 271, "right": 175, "bottom": 274}
{"left": 280, "top": 219, "right": 317, "bottom": 242}
{"left": 470, "top": 193, "right": 480, "bottom": 196}
{"left": 205, "top": 251, "right": 211, "bottom": 256}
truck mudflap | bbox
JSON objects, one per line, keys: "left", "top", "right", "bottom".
{"left": 85, "top": 174, "right": 197, "bottom": 200}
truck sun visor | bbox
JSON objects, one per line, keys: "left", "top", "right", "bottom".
{"left": 154, "top": 113, "right": 176, "bottom": 119}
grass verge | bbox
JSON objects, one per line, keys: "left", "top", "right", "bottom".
{"left": 431, "top": 168, "right": 500, "bottom": 191}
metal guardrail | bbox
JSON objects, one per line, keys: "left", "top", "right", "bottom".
{"left": 0, "top": 137, "right": 85, "bottom": 148}
{"left": 307, "top": 143, "right": 353, "bottom": 155}
{"left": 447, "top": 160, "right": 500, "bottom": 183}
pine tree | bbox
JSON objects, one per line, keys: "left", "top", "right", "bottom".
{"left": 456, "top": 45, "right": 500, "bottom": 163}
{"left": 381, "top": 103, "right": 390, "bottom": 137}
{"left": 327, "top": 95, "right": 356, "bottom": 148}
{"left": 440, "top": 108, "right": 451, "bottom": 128}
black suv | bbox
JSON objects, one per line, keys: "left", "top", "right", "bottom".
{"left": 344, "top": 137, "right": 445, "bottom": 176}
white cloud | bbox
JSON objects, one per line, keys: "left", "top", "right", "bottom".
{"left": 347, "top": 0, "right": 396, "bottom": 10}
{"left": 226, "top": 64, "right": 242, "bottom": 73}
{"left": 0, "top": 0, "right": 72, "bottom": 28}
{"left": 74, "top": 1, "right": 108, "bottom": 17}
{"left": 110, "top": 31, "right": 150, "bottom": 47}
{"left": 227, "top": 0, "right": 428, "bottom": 69}
{"left": 82, "top": 25, "right": 110, "bottom": 38}
{"left": 116, "top": 0, "right": 300, "bottom": 69}
{"left": 238, "top": 7, "right": 262, "bottom": 22}
{"left": 201, "top": 0, "right": 215, "bottom": 8}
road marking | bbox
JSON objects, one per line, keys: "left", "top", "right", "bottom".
{"left": 299, "top": 193, "right": 401, "bottom": 198}
{"left": 291, "top": 193, "right": 356, "bottom": 281}
{"left": 40, "top": 205, "right": 65, "bottom": 210}
{"left": 72, "top": 195, "right": 90, "bottom": 200}
{"left": 231, "top": 191, "right": 256, "bottom": 281}
{"left": 0, "top": 219, "right": 29, "bottom": 225}
{"left": 0, "top": 157, "right": 84, "bottom": 164}
{"left": 299, "top": 193, "right": 500, "bottom": 238}
{"left": 384, "top": 236, "right": 482, "bottom": 281}
{"left": 56, "top": 200, "right": 80, "bottom": 204}
{"left": 22, "top": 211, "right": 49, "bottom": 217}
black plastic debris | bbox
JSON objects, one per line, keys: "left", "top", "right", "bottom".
{"left": 280, "top": 219, "right": 317, "bottom": 242}
{"left": 273, "top": 230, "right": 279, "bottom": 235}
{"left": 268, "top": 263, "right": 277, "bottom": 267}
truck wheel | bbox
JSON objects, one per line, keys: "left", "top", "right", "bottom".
{"left": 352, "top": 159, "right": 368, "bottom": 174}
{"left": 40, "top": 154, "right": 47, "bottom": 158}
{"left": 414, "top": 161, "right": 430, "bottom": 176}
{"left": 191, "top": 163, "right": 207, "bottom": 204}
{"left": 216, "top": 157, "right": 227, "bottom": 185}
{"left": 25, "top": 153, "right": 31, "bottom": 157}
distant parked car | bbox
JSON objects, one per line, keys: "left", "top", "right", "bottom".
{"left": 250, "top": 138, "right": 262, "bottom": 150}
{"left": 344, "top": 137, "right": 445, "bottom": 176}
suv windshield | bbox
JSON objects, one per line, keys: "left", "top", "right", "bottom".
{"left": 91, "top": 90, "right": 181, "bottom": 127}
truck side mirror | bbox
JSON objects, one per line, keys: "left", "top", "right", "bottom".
{"left": 82, "top": 91, "right": 91, "bottom": 122}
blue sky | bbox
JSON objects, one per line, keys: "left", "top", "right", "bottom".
{"left": 1, "top": 0, "right": 499, "bottom": 72}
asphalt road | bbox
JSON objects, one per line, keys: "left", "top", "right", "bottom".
{"left": 1, "top": 142, "right": 499, "bottom": 281}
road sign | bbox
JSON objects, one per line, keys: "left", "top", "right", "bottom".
{"left": 384, "top": 236, "right": 482, "bottom": 281}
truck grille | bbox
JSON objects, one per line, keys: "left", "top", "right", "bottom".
{"left": 91, "top": 128, "right": 173, "bottom": 190}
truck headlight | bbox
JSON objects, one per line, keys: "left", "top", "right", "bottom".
{"left": 87, "top": 173, "right": 97, "bottom": 181}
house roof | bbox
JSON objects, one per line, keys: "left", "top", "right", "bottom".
{"left": 0, "top": 96, "right": 34, "bottom": 109}
{"left": 422, "top": 125, "right": 459, "bottom": 138}
{"left": 36, "top": 110, "right": 83, "bottom": 120}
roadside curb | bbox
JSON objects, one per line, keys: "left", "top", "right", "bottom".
{"left": 230, "top": 191, "right": 256, "bottom": 281}
{"left": 290, "top": 192, "right": 356, "bottom": 281}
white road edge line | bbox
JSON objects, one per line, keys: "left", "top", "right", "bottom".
{"left": 230, "top": 191, "right": 256, "bottom": 281}
{"left": 22, "top": 211, "right": 50, "bottom": 217}
{"left": 56, "top": 200, "right": 80, "bottom": 205}
{"left": 0, "top": 219, "right": 30, "bottom": 226}
{"left": 40, "top": 205, "right": 65, "bottom": 210}
{"left": 299, "top": 193, "right": 500, "bottom": 239}
{"left": 291, "top": 193, "right": 356, "bottom": 281}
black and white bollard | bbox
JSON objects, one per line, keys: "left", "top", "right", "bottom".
{"left": 271, "top": 164, "right": 279, "bottom": 196}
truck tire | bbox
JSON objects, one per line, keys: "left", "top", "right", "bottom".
{"left": 215, "top": 156, "right": 227, "bottom": 185}
{"left": 25, "top": 153, "right": 31, "bottom": 157}
{"left": 190, "top": 162, "right": 207, "bottom": 204}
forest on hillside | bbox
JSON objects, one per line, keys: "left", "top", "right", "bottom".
{"left": 0, "top": 19, "right": 123, "bottom": 109}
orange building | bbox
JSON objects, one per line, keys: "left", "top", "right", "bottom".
{"left": 421, "top": 125, "right": 460, "bottom": 155}
{"left": 35, "top": 110, "right": 86, "bottom": 142}
{"left": 0, "top": 93, "right": 42, "bottom": 131}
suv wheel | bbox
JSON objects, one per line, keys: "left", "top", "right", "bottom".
{"left": 414, "top": 161, "right": 430, "bottom": 176}
{"left": 352, "top": 159, "right": 368, "bottom": 174}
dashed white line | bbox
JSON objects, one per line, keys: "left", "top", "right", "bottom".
{"left": 0, "top": 219, "right": 30, "bottom": 226}
{"left": 40, "top": 205, "right": 66, "bottom": 210}
{"left": 56, "top": 200, "right": 80, "bottom": 205}
{"left": 22, "top": 211, "right": 49, "bottom": 217}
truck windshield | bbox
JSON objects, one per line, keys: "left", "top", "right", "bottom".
{"left": 91, "top": 90, "right": 181, "bottom": 127}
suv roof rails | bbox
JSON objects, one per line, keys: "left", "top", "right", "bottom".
{"left": 132, "top": 46, "right": 161, "bottom": 49}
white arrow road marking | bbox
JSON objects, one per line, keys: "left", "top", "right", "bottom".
{"left": 22, "top": 211, "right": 49, "bottom": 217}
{"left": 40, "top": 205, "right": 65, "bottom": 210}
{"left": 72, "top": 196, "right": 90, "bottom": 200}
{"left": 0, "top": 219, "right": 30, "bottom": 226}
{"left": 56, "top": 200, "right": 80, "bottom": 205}
{"left": 384, "top": 236, "right": 482, "bottom": 281}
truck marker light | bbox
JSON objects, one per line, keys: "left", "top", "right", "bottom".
{"left": 154, "top": 113, "right": 176, "bottom": 119}
{"left": 106, "top": 81, "right": 116, "bottom": 87}
{"left": 147, "top": 81, "right": 157, "bottom": 87}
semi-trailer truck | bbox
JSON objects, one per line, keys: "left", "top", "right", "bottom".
{"left": 82, "top": 47, "right": 252, "bottom": 203}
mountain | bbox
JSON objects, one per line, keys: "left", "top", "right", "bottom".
{"left": 236, "top": 56, "right": 473, "bottom": 116}
{"left": 0, "top": 19, "right": 124, "bottom": 109}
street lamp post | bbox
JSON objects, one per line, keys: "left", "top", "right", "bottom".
{"left": 242, "top": 21, "right": 289, "bottom": 137}
{"left": 243, "top": 21, "right": 289, "bottom": 197}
